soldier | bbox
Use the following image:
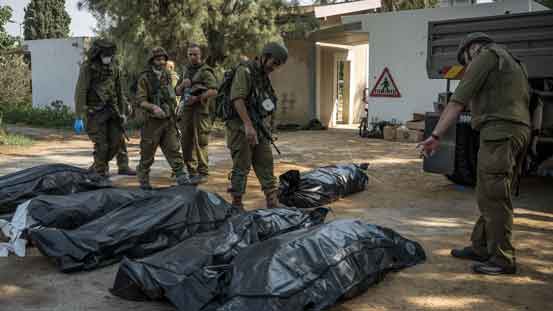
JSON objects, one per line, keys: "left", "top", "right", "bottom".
{"left": 418, "top": 33, "right": 531, "bottom": 275}
{"left": 135, "top": 47, "right": 191, "bottom": 189}
{"left": 74, "top": 39, "right": 135, "bottom": 178}
{"left": 175, "top": 44, "right": 218, "bottom": 184}
{"left": 226, "top": 42, "right": 288, "bottom": 209}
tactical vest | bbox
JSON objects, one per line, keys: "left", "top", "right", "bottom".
{"left": 183, "top": 63, "right": 213, "bottom": 84}
{"left": 143, "top": 69, "right": 177, "bottom": 117}
{"left": 86, "top": 62, "right": 118, "bottom": 108}
{"left": 181, "top": 63, "right": 215, "bottom": 113}
{"left": 244, "top": 61, "right": 278, "bottom": 119}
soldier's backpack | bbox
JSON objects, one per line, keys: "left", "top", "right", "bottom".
{"left": 213, "top": 67, "right": 236, "bottom": 121}
{"left": 213, "top": 62, "right": 252, "bottom": 121}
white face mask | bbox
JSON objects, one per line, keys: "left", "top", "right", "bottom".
{"left": 101, "top": 56, "right": 113, "bottom": 65}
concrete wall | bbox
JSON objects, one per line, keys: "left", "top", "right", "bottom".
{"left": 271, "top": 40, "right": 314, "bottom": 125}
{"left": 344, "top": 0, "right": 548, "bottom": 123}
{"left": 25, "top": 37, "right": 89, "bottom": 112}
{"left": 350, "top": 44, "right": 369, "bottom": 124}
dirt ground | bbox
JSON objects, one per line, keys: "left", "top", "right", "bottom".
{"left": 0, "top": 127, "right": 552, "bottom": 311}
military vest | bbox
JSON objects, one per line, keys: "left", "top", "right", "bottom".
{"left": 143, "top": 68, "right": 177, "bottom": 117}
{"left": 470, "top": 44, "right": 531, "bottom": 130}
{"left": 181, "top": 63, "right": 215, "bottom": 113}
{"left": 183, "top": 63, "right": 202, "bottom": 82}
{"left": 244, "top": 61, "right": 277, "bottom": 119}
{"left": 86, "top": 61, "right": 119, "bottom": 108}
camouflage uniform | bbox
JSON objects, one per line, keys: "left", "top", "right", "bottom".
{"left": 451, "top": 40, "right": 531, "bottom": 270}
{"left": 227, "top": 60, "right": 279, "bottom": 207}
{"left": 74, "top": 39, "right": 130, "bottom": 177}
{"left": 177, "top": 63, "right": 217, "bottom": 177}
{"left": 135, "top": 48, "right": 187, "bottom": 188}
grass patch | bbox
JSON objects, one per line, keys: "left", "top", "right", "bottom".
{"left": 0, "top": 133, "right": 34, "bottom": 146}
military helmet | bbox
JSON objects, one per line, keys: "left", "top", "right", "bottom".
{"left": 89, "top": 39, "right": 116, "bottom": 59}
{"left": 457, "top": 32, "right": 494, "bottom": 65}
{"left": 148, "top": 47, "right": 169, "bottom": 63}
{"left": 262, "top": 42, "right": 288, "bottom": 64}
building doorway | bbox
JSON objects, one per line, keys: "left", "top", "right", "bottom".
{"left": 333, "top": 56, "right": 350, "bottom": 125}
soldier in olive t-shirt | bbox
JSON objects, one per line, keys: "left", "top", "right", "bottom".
{"left": 419, "top": 33, "right": 530, "bottom": 275}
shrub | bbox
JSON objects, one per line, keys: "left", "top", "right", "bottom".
{"left": 0, "top": 101, "right": 75, "bottom": 128}
{"left": 0, "top": 53, "right": 32, "bottom": 105}
{"left": 0, "top": 132, "right": 34, "bottom": 146}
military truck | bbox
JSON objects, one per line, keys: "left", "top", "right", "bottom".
{"left": 423, "top": 10, "right": 553, "bottom": 186}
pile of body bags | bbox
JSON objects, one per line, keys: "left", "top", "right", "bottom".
{"left": 0, "top": 164, "right": 425, "bottom": 311}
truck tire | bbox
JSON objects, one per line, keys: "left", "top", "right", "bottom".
{"left": 446, "top": 122, "right": 479, "bottom": 186}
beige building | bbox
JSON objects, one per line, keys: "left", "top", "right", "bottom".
{"left": 271, "top": 0, "right": 379, "bottom": 128}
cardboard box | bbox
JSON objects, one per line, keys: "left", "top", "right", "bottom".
{"left": 412, "top": 113, "right": 425, "bottom": 121}
{"left": 396, "top": 127, "right": 424, "bottom": 143}
{"left": 406, "top": 120, "right": 425, "bottom": 131}
{"left": 383, "top": 126, "right": 397, "bottom": 141}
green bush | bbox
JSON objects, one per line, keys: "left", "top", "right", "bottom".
{"left": 0, "top": 133, "right": 34, "bottom": 146}
{"left": 0, "top": 101, "right": 75, "bottom": 128}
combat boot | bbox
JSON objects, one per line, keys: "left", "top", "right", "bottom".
{"left": 137, "top": 170, "right": 152, "bottom": 190}
{"left": 89, "top": 163, "right": 109, "bottom": 178}
{"left": 175, "top": 171, "right": 193, "bottom": 186}
{"left": 118, "top": 167, "right": 137, "bottom": 176}
{"left": 231, "top": 194, "right": 244, "bottom": 210}
{"left": 264, "top": 189, "right": 283, "bottom": 209}
{"left": 189, "top": 174, "right": 208, "bottom": 185}
{"left": 139, "top": 179, "right": 152, "bottom": 190}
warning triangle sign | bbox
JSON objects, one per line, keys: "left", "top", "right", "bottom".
{"left": 370, "top": 67, "right": 401, "bottom": 98}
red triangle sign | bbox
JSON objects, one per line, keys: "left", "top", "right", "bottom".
{"left": 370, "top": 67, "right": 401, "bottom": 98}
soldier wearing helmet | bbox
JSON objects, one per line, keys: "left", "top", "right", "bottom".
{"left": 226, "top": 41, "right": 288, "bottom": 209}
{"left": 74, "top": 39, "right": 135, "bottom": 179}
{"left": 419, "top": 32, "right": 531, "bottom": 275}
{"left": 134, "top": 47, "right": 191, "bottom": 189}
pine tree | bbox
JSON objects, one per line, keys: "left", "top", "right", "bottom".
{"left": 381, "top": 0, "right": 438, "bottom": 11}
{"left": 0, "top": 5, "right": 16, "bottom": 49}
{"left": 0, "top": 6, "right": 32, "bottom": 109}
{"left": 78, "top": 0, "right": 316, "bottom": 72}
{"left": 315, "top": 0, "right": 437, "bottom": 11}
{"left": 23, "top": 0, "right": 71, "bottom": 40}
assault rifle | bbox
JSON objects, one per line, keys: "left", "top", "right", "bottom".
{"left": 93, "top": 88, "right": 129, "bottom": 141}
{"left": 248, "top": 105, "right": 281, "bottom": 155}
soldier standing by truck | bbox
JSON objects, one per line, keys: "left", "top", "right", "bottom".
{"left": 419, "top": 33, "right": 531, "bottom": 275}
